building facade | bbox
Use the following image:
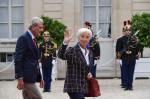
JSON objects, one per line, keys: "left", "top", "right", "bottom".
{"left": 0, "top": 0, "right": 150, "bottom": 79}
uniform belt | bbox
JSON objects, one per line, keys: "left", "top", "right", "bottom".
{"left": 126, "top": 51, "right": 132, "bottom": 54}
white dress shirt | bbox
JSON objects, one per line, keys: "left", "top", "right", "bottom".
{"left": 28, "top": 30, "right": 35, "bottom": 40}
{"left": 79, "top": 46, "right": 90, "bottom": 65}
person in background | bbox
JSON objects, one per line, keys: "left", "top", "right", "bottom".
{"left": 38, "top": 26, "right": 57, "bottom": 92}
{"left": 116, "top": 21, "right": 127, "bottom": 87}
{"left": 117, "top": 20, "right": 139, "bottom": 91}
{"left": 85, "top": 22, "right": 100, "bottom": 78}
{"left": 14, "top": 17, "right": 44, "bottom": 99}
{"left": 57, "top": 28, "right": 93, "bottom": 99}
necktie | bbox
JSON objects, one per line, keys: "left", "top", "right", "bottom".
{"left": 33, "top": 38, "right": 37, "bottom": 46}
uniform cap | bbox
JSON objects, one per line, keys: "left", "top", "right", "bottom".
{"left": 125, "top": 20, "right": 131, "bottom": 31}
{"left": 123, "top": 21, "right": 127, "bottom": 32}
{"left": 43, "top": 26, "right": 50, "bottom": 37}
{"left": 84, "top": 21, "right": 93, "bottom": 34}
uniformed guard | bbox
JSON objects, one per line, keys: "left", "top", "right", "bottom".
{"left": 85, "top": 22, "right": 100, "bottom": 78}
{"left": 116, "top": 20, "right": 139, "bottom": 91}
{"left": 38, "top": 26, "right": 57, "bottom": 92}
{"left": 116, "top": 21, "right": 127, "bottom": 87}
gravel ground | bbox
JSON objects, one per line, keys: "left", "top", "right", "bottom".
{"left": 0, "top": 78, "right": 150, "bottom": 99}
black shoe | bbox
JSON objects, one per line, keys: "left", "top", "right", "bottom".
{"left": 121, "top": 86, "right": 125, "bottom": 88}
{"left": 43, "top": 89, "right": 47, "bottom": 92}
{"left": 124, "top": 87, "right": 128, "bottom": 91}
{"left": 47, "top": 89, "right": 51, "bottom": 92}
{"left": 128, "top": 87, "right": 133, "bottom": 91}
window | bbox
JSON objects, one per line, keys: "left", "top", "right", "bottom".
{"left": 0, "top": 0, "right": 24, "bottom": 40}
{"left": 0, "top": 53, "right": 14, "bottom": 62}
{"left": 0, "top": 53, "right": 6, "bottom": 62}
{"left": 7, "top": 53, "right": 14, "bottom": 62}
{"left": 82, "top": 0, "right": 112, "bottom": 38}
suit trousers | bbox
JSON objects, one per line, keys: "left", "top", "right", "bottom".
{"left": 68, "top": 93, "right": 85, "bottom": 99}
{"left": 22, "top": 83, "right": 42, "bottom": 99}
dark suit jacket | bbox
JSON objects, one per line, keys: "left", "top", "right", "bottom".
{"left": 57, "top": 44, "right": 93, "bottom": 94}
{"left": 15, "top": 31, "right": 39, "bottom": 83}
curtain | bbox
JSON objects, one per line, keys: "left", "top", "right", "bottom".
{"left": 0, "top": 0, "right": 24, "bottom": 39}
{"left": 0, "top": 24, "right": 9, "bottom": 38}
{"left": 99, "top": 7, "right": 111, "bottom": 38}
{"left": 83, "top": 7, "right": 96, "bottom": 23}
{"left": 12, "top": 23, "right": 23, "bottom": 38}
{"left": 99, "top": 0, "right": 111, "bottom": 38}
{"left": 0, "top": 0, "right": 9, "bottom": 38}
{"left": 83, "top": 0, "right": 96, "bottom": 5}
{"left": 11, "top": 0, "right": 24, "bottom": 5}
{"left": 11, "top": 0, "right": 24, "bottom": 38}
{"left": 83, "top": 0, "right": 96, "bottom": 34}
{"left": 83, "top": 0, "right": 111, "bottom": 38}
{"left": 11, "top": 7, "right": 23, "bottom": 22}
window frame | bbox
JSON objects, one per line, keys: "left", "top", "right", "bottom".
{"left": 6, "top": 53, "right": 14, "bottom": 62}
{"left": 82, "top": 0, "right": 112, "bottom": 39}
{"left": 0, "top": 53, "right": 14, "bottom": 62}
{"left": 0, "top": 0, "right": 24, "bottom": 42}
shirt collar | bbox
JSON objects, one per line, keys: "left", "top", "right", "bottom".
{"left": 28, "top": 30, "right": 35, "bottom": 39}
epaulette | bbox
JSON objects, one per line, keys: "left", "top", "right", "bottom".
{"left": 52, "top": 41, "right": 57, "bottom": 49}
{"left": 116, "top": 36, "right": 122, "bottom": 40}
{"left": 136, "top": 37, "right": 138, "bottom": 41}
{"left": 95, "top": 38, "right": 99, "bottom": 43}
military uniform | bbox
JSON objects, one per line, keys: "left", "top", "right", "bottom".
{"left": 39, "top": 41, "right": 56, "bottom": 67}
{"left": 116, "top": 21, "right": 127, "bottom": 86}
{"left": 38, "top": 27, "right": 57, "bottom": 92}
{"left": 89, "top": 36, "right": 100, "bottom": 78}
{"left": 85, "top": 21, "right": 100, "bottom": 78}
{"left": 116, "top": 36, "right": 123, "bottom": 86}
{"left": 116, "top": 20, "right": 139, "bottom": 91}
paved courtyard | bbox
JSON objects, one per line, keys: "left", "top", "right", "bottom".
{"left": 0, "top": 78, "right": 150, "bottom": 99}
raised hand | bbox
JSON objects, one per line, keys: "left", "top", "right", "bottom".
{"left": 64, "top": 29, "right": 74, "bottom": 44}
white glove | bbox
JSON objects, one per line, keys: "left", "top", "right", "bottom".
{"left": 38, "top": 62, "right": 43, "bottom": 78}
{"left": 119, "top": 60, "right": 122, "bottom": 66}
{"left": 136, "top": 60, "right": 138, "bottom": 64}
{"left": 94, "top": 60, "right": 97, "bottom": 66}
{"left": 39, "top": 62, "right": 42, "bottom": 67}
{"left": 52, "top": 60, "right": 56, "bottom": 65}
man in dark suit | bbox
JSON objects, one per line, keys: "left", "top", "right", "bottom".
{"left": 15, "top": 17, "right": 44, "bottom": 99}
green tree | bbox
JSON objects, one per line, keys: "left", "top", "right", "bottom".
{"left": 36, "top": 16, "right": 67, "bottom": 49}
{"left": 131, "top": 12, "right": 150, "bottom": 57}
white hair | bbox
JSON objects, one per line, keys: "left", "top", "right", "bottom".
{"left": 77, "top": 28, "right": 92, "bottom": 38}
{"left": 28, "top": 17, "right": 43, "bottom": 29}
